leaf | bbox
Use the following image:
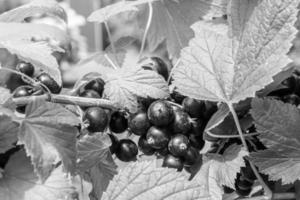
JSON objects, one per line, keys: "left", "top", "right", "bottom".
{"left": 0, "top": 22, "right": 69, "bottom": 44}
{"left": 137, "top": 0, "right": 228, "bottom": 58}
{"left": 77, "top": 132, "right": 112, "bottom": 171}
{"left": 0, "top": 0, "right": 67, "bottom": 22}
{"left": 88, "top": 0, "right": 157, "bottom": 23}
{"left": 250, "top": 98, "right": 300, "bottom": 184}
{"left": 71, "top": 175, "right": 93, "bottom": 200}
{"left": 0, "top": 40, "right": 62, "bottom": 85}
{"left": 0, "top": 111, "right": 18, "bottom": 154}
{"left": 101, "top": 160, "right": 206, "bottom": 200}
{"left": 0, "top": 150, "right": 75, "bottom": 200}
{"left": 0, "top": 87, "right": 15, "bottom": 110}
{"left": 104, "top": 65, "right": 169, "bottom": 112}
{"left": 83, "top": 153, "right": 117, "bottom": 200}
{"left": 173, "top": 0, "right": 298, "bottom": 104}
{"left": 205, "top": 103, "right": 229, "bottom": 132}
{"left": 194, "top": 145, "right": 248, "bottom": 198}
{"left": 18, "top": 99, "right": 80, "bottom": 182}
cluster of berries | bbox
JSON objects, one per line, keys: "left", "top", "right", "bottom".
{"left": 12, "top": 61, "right": 61, "bottom": 113}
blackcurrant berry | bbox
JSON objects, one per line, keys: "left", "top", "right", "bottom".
{"left": 184, "top": 147, "right": 200, "bottom": 166}
{"left": 156, "top": 147, "right": 169, "bottom": 157}
{"left": 13, "top": 86, "right": 33, "bottom": 113}
{"left": 182, "top": 97, "right": 205, "bottom": 118}
{"left": 138, "top": 136, "right": 156, "bottom": 155}
{"left": 141, "top": 57, "right": 169, "bottom": 80}
{"left": 171, "top": 108, "right": 192, "bottom": 135}
{"left": 129, "top": 111, "right": 151, "bottom": 136}
{"left": 162, "top": 154, "right": 184, "bottom": 171}
{"left": 148, "top": 100, "right": 174, "bottom": 126}
{"left": 108, "top": 133, "right": 119, "bottom": 154}
{"left": 115, "top": 139, "right": 138, "bottom": 162}
{"left": 109, "top": 111, "right": 128, "bottom": 133}
{"left": 80, "top": 78, "right": 105, "bottom": 97}
{"left": 78, "top": 89, "right": 101, "bottom": 99}
{"left": 170, "top": 90, "right": 185, "bottom": 104}
{"left": 16, "top": 62, "right": 34, "bottom": 77}
{"left": 37, "top": 73, "right": 61, "bottom": 94}
{"left": 83, "top": 107, "right": 108, "bottom": 132}
{"left": 204, "top": 101, "right": 218, "bottom": 120}
{"left": 189, "top": 134, "right": 205, "bottom": 150}
{"left": 168, "top": 134, "right": 190, "bottom": 157}
{"left": 146, "top": 126, "right": 170, "bottom": 149}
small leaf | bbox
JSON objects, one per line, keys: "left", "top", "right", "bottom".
{"left": 18, "top": 100, "right": 80, "bottom": 182}
{"left": 205, "top": 103, "right": 229, "bottom": 132}
{"left": 88, "top": 0, "right": 157, "bottom": 23}
{"left": 0, "top": 150, "right": 75, "bottom": 200}
{"left": 173, "top": 0, "right": 298, "bottom": 104}
{"left": 0, "top": 0, "right": 67, "bottom": 22}
{"left": 0, "top": 40, "right": 62, "bottom": 85}
{"left": 0, "top": 111, "right": 18, "bottom": 154}
{"left": 83, "top": 153, "right": 117, "bottom": 200}
{"left": 250, "top": 98, "right": 300, "bottom": 184}
{"left": 104, "top": 66, "right": 169, "bottom": 112}
{"left": 194, "top": 145, "right": 248, "bottom": 197}
{"left": 101, "top": 160, "right": 206, "bottom": 200}
{"left": 0, "top": 87, "right": 15, "bottom": 109}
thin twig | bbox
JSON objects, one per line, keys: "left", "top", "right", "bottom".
{"left": 228, "top": 103, "right": 273, "bottom": 199}
{"left": 12, "top": 94, "right": 118, "bottom": 110}
{"left": 238, "top": 193, "right": 296, "bottom": 200}
{"left": 104, "top": 21, "right": 116, "bottom": 55}
{"left": 104, "top": 54, "right": 118, "bottom": 69}
{"left": 206, "top": 131, "right": 259, "bottom": 139}
{"left": 138, "top": 1, "right": 153, "bottom": 59}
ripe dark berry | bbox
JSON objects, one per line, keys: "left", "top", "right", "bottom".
{"left": 83, "top": 107, "right": 108, "bottom": 132}
{"left": 204, "top": 101, "right": 218, "bottom": 120}
{"left": 170, "top": 90, "right": 185, "bottom": 104}
{"left": 182, "top": 97, "right": 205, "bottom": 118}
{"left": 141, "top": 57, "right": 169, "bottom": 80}
{"left": 171, "top": 108, "right": 192, "bottom": 135}
{"left": 184, "top": 147, "right": 200, "bottom": 166}
{"left": 78, "top": 89, "right": 101, "bottom": 99}
{"left": 156, "top": 147, "right": 169, "bottom": 157}
{"left": 80, "top": 78, "right": 105, "bottom": 97}
{"left": 13, "top": 86, "right": 33, "bottom": 113}
{"left": 129, "top": 111, "right": 151, "bottom": 136}
{"left": 148, "top": 100, "right": 174, "bottom": 126}
{"left": 138, "top": 136, "right": 156, "bottom": 155}
{"left": 191, "top": 119, "right": 205, "bottom": 136}
{"left": 115, "top": 139, "right": 138, "bottom": 162}
{"left": 109, "top": 111, "right": 128, "bottom": 133}
{"left": 16, "top": 62, "right": 34, "bottom": 77}
{"left": 37, "top": 73, "right": 61, "bottom": 94}
{"left": 162, "top": 154, "right": 184, "bottom": 171}
{"left": 146, "top": 126, "right": 170, "bottom": 149}
{"left": 189, "top": 134, "right": 205, "bottom": 150}
{"left": 108, "top": 134, "right": 119, "bottom": 154}
{"left": 168, "top": 134, "right": 190, "bottom": 157}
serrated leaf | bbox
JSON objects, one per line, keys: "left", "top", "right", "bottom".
{"left": 0, "top": 22, "right": 69, "bottom": 44}
{"left": 101, "top": 160, "right": 206, "bottom": 200}
{"left": 0, "top": 0, "right": 67, "bottom": 22}
{"left": 0, "top": 87, "right": 15, "bottom": 109}
{"left": 250, "top": 98, "right": 300, "bottom": 184}
{"left": 104, "top": 66, "right": 169, "bottom": 112}
{"left": 0, "top": 150, "right": 75, "bottom": 200}
{"left": 88, "top": 0, "right": 157, "bottom": 23}
{"left": 0, "top": 40, "right": 62, "bottom": 85}
{"left": 173, "top": 0, "right": 298, "bottom": 104}
{"left": 83, "top": 153, "right": 117, "bottom": 200}
{"left": 18, "top": 100, "right": 80, "bottom": 182}
{"left": 77, "top": 132, "right": 112, "bottom": 171}
{"left": 137, "top": 0, "right": 228, "bottom": 58}
{"left": 205, "top": 103, "right": 229, "bottom": 132}
{"left": 0, "top": 111, "right": 18, "bottom": 154}
{"left": 194, "top": 145, "right": 248, "bottom": 197}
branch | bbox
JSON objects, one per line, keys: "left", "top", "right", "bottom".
{"left": 12, "top": 94, "right": 118, "bottom": 110}
{"left": 238, "top": 193, "right": 296, "bottom": 200}
{"left": 139, "top": 1, "right": 153, "bottom": 59}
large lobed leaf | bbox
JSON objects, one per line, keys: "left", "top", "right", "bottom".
{"left": 250, "top": 98, "right": 300, "bottom": 184}
{"left": 194, "top": 145, "right": 247, "bottom": 199}
{"left": 0, "top": 110, "right": 18, "bottom": 154}
{"left": 0, "top": 150, "right": 76, "bottom": 200}
{"left": 0, "top": 0, "right": 67, "bottom": 22}
{"left": 18, "top": 99, "right": 80, "bottom": 182}
{"left": 101, "top": 160, "right": 207, "bottom": 200}
{"left": 172, "top": 0, "right": 298, "bottom": 104}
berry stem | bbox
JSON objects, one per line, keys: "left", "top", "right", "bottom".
{"left": 228, "top": 103, "right": 272, "bottom": 199}
{"left": 238, "top": 193, "right": 296, "bottom": 200}
{"left": 206, "top": 131, "right": 259, "bottom": 139}
{"left": 104, "top": 53, "right": 118, "bottom": 69}
{"left": 104, "top": 20, "right": 116, "bottom": 56}
{"left": 12, "top": 94, "right": 118, "bottom": 110}
{"left": 138, "top": 1, "right": 153, "bottom": 59}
